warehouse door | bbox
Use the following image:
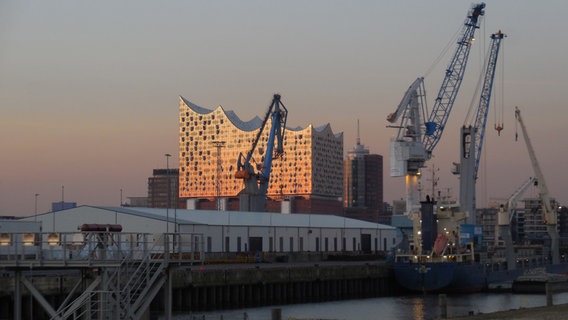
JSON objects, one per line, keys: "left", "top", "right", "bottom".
{"left": 249, "top": 237, "right": 263, "bottom": 252}
{"left": 360, "top": 234, "right": 371, "bottom": 253}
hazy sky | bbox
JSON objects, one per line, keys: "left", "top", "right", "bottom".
{"left": 1, "top": 0, "right": 567, "bottom": 216}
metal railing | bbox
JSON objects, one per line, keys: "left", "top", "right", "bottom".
{"left": 1, "top": 232, "right": 204, "bottom": 320}
{"left": 0, "top": 231, "right": 205, "bottom": 267}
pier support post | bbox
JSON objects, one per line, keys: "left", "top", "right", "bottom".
{"left": 14, "top": 270, "right": 21, "bottom": 320}
{"left": 164, "top": 268, "right": 172, "bottom": 319}
{"left": 438, "top": 294, "right": 447, "bottom": 319}
{"left": 546, "top": 282, "right": 553, "bottom": 307}
{"left": 271, "top": 308, "right": 282, "bottom": 320}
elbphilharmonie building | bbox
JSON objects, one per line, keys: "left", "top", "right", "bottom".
{"left": 178, "top": 96, "right": 343, "bottom": 212}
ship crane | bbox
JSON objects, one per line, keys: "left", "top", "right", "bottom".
{"left": 497, "top": 176, "right": 536, "bottom": 270}
{"left": 452, "top": 30, "right": 505, "bottom": 224}
{"left": 235, "top": 94, "right": 288, "bottom": 212}
{"left": 514, "top": 106, "right": 559, "bottom": 264}
{"left": 388, "top": 3, "right": 485, "bottom": 214}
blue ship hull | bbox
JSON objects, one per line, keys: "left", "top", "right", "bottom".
{"left": 393, "top": 262, "right": 457, "bottom": 292}
{"left": 394, "top": 261, "right": 568, "bottom": 293}
{"left": 392, "top": 196, "right": 568, "bottom": 293}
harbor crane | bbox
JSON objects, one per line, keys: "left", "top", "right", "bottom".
{"left": 514, "top": 106, "right": 560, "bottom": 264}
{"left": 452, "top": 30, "right": 506, "bottom": 224}
{"left": 235, "top": 94, "right": 288, "bottom": 212}
{"left": 497, "top": 176, "right": 536, "bottom": 270}
{"left": 387, "top": 3, "right": 485, "bottom": 214}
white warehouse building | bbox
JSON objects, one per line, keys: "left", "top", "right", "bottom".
{"left": 23, "top": 206, "right": 397, "bottom": 254}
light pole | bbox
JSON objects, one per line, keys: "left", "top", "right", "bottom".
{"left": 53, "top": 186, "right": 64, "bottom": 232}
{"left": 174, "top": 183, "right": 178, "bottom": 233}
{"left": 165, "top": 153, "right": 171, "bottom": 234}
{"left": 34, "top": 193, "right": 39, "bottom": 222}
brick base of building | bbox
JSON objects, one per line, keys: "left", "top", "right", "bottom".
{"left": 182, "top": 197, "right": 343, "bottom": 216}
{"left": 179, "top": 197, "right": 391, "bottom": 224}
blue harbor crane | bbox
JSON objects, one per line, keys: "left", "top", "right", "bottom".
{"left": 387, "top": 3, "right": 485, "bottom": 214}
{"left": 452, "top": 30, "right": 506, "bottom": 224}
{"left": 235, "top": 94, "right": 288, "bottom": 212}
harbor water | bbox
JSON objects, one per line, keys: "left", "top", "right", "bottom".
{"left": 162, "top": 292, "right": 568, "bottom": 320}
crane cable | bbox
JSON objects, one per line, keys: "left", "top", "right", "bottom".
{"left": 463, "top": 24, "right": 487, "bottom": 127}
{"left": 423, "top": 27, "right": 461, "bottom": 79}
{"left": 494, "top": 41, "right": 505, "bottom": 135}
{"left": 479, "top": 18, "right": 488, "bottom": 208}
{"left": 463, "top": 54, "right": 486, "bottom": 126}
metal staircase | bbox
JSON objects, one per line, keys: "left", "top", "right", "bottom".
{"left": 119, "top": 236, "right": 168, "bottom": 319}
{"left": 4, "top": 231, "right": 204, "bottom": 320}
{"left": 48, "top": 233, "right": 170, "bottom": 320}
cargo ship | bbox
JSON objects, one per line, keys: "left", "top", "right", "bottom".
{"left": 392, "top": 200, "right": 568, "bottom": 293}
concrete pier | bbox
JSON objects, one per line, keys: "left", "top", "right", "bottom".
{"left": 1, "top": 261, "right": 399, "bottom": 318}
{"left": 149, "top": 261, "right": 399, "bottom": 312}
{"left": 0, "top": 230, "right": 398, "bottom": 319}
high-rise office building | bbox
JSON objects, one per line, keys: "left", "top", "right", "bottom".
{"left": 178, "top": 96, "right": 344, "bottom": 212}
{"left": 148, "top": 169, "right": 179, "bottom": 208}
{"left": 343, "top": 132, "right": 384, "bottom": 222}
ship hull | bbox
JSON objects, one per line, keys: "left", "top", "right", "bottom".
{"left": 393, "top": 262, "right": 457, "bottom": 292}
{"left": 394, "top": 261, "right": 568, "bottom": 293}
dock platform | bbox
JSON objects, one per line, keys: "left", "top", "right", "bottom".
{"left": 0, "top": 230, "right": 203, "bottom": 320}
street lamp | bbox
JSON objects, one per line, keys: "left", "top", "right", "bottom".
{"left": 53, "top": 186, "right": 64, "bottom": 232}
{"left": 34, "top": 193, "right": 39, "bottom": 222}
{"left": 165, "top": 153, "right": 171, "bottom": 234}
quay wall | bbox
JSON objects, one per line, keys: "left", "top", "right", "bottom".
{"left": 155, "top": 262, "right": 401, "bottom": 312}
{"left": 0, "top": 262, "right": 400, "bottom": 319}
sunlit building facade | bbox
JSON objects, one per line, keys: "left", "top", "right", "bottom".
{"left": 178, "top": 96, "right": 343, "bottom": 211}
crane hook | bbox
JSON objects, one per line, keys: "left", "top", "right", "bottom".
{"left": 494, "top": 123, "right": 503, "bottom": 136}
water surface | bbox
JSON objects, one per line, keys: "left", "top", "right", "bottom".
{"left": 165, "top": 292, "right": 568, "bottom": 320}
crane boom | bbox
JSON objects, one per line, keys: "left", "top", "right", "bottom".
{"left": 472, "top": 31, "right": 505, "bottom": 173}
{"left": 515, "top": 107, "right": 554, "bottom": 224}
{"left": 235, "top": 94, "right": 288, "bottom": 212}
{"left": 259, "top": 95, "right": 287, "bottom": 191}
{"left": 423, "top": 2, "right": 485, "bottom": 154}
{"left": 454, "top": 30, "right": 505, "bottom": 223}
{"left": 514, "top": 106, "right": 559, "bottom": 264}
{"left": 387, "top": 77, "right": 426, "bottom": 126}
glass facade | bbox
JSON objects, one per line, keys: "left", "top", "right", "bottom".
{"left": 178, "top": 97, "right": 343, "bottom": 200}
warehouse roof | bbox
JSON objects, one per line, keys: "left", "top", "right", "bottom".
{"left": 97, "top": 206, "right": 394, "bottom": 230}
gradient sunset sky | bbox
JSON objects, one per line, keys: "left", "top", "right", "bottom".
{"left": 1, "top": 0, "right": 566, "bottom": 216}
